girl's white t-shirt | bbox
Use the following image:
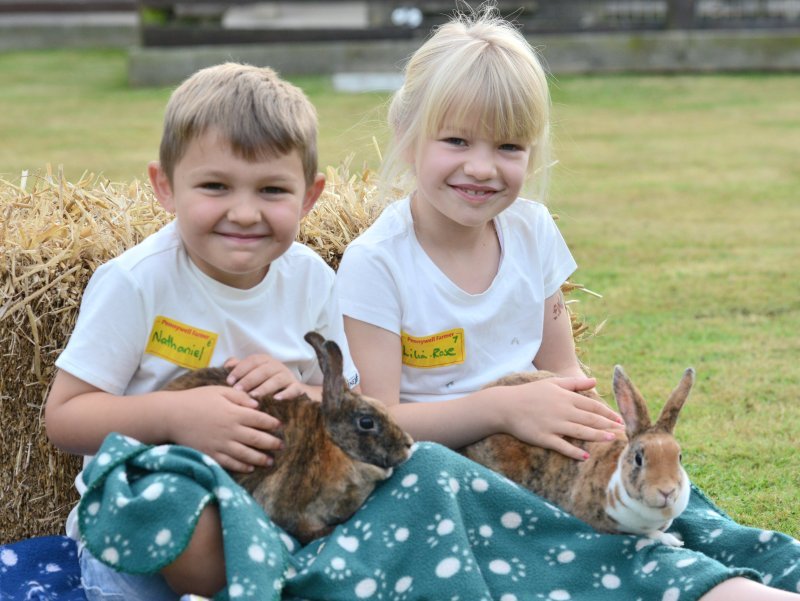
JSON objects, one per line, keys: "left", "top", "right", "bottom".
{"left": 336, "top": 197, "right": 577, "bottom": 404}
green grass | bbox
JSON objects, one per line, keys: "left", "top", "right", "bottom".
{"left": 2, "top": 49, "right": 797, "bottom": 538}
{"left": 0, "top": 49, "right": 389, "bottom": 182}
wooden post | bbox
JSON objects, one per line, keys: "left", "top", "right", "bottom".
{"left": 666, "top": 0, "right": 696, "bottom": 29}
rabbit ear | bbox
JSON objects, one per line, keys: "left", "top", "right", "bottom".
{"left": 654, "top": 367, "right": 694, "bottom": 433}
{"left": 612, "top": 365, "right": 651, "bottom": 437}
{"left": 304, "top": 331, "right": 347, "bottom": 405}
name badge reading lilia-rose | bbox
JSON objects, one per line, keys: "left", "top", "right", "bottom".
{"left": 401, "top": 328, "right": 465, "bottom": 369}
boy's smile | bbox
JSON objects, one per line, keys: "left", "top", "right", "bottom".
{"left": 149, "top": 129, "right": 323, "bottom": 289}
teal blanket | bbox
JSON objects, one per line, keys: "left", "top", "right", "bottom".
{"left": 80, "top": 433, "right": 800, "bottom": 600}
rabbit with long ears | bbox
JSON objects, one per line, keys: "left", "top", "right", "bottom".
{"left": 461, "top": 366, "right": 695, "bottom": 546}
{"left": 163, "top": 331, "right": 413, "bottom": 544}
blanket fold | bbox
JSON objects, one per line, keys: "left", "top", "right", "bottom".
{"left": 79, "top": 433, "right": 290, "bottom": 600}
{"left": 74, "top": 434, "right": 800, "bottom": 601}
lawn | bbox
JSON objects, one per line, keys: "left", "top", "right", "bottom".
{"left": 1, "top": 49, "right": 798, "bottom": 538}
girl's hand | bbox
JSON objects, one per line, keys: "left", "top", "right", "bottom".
{"left": 169, "top": 385, "right": 283, "bottom": 473}
{"left": 497, "top": 376, "right": 624, "bottom": 461}
{"left": 223, "top": 354, "right": 308, "bottom": 401}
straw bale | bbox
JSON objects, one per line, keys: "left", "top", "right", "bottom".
{"left": 1, "top": 167, "right": 172, "bottom": 542}
{"left": 1, "top": 163, "right": 598, "bottom": 543}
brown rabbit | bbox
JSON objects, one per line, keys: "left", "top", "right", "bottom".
{"left": 163, "top": 331, "right": 413, "bottom": 544}
{"left": 461, "top": 366, "right": 694, "bottom": 546}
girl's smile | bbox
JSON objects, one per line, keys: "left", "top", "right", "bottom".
{"left": 412, "top": 128, "right": 531, "bottom": 231}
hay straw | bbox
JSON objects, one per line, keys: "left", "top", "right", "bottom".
{"left": 1, "top": 162, "right": 599, "bottom": 542}
{"left": 0, "top": 168, "right": 171, "bottom": 542}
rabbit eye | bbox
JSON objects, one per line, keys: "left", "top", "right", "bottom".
{"left": 634, "top": 451, "right": 644, "bottom": 467}
{"left": 679, "top": 452, "right": 683, "bottom": 463}
{"left": 357, "top": 416, "right": 376, "bottom": 431}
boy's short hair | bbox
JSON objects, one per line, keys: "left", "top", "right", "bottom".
{"left": 159, "top": 62, "right": 318, "bottom": 185}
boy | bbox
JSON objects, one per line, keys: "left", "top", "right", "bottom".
{"left": 45, "top": 62, "right": 358, "bottom": 599}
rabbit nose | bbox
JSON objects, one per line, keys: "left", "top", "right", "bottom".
{"left": 659, "top": 488, "right": 676, "bottom": 501}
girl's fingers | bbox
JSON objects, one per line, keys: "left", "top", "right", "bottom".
{"left": 565, "top": 423, "right": 619, "bottom": 444}
{"left": 547, "top": 436, "right": 590, "bottom": 461}
{"left": 576, "top": 396, "right": 623, "bottom": 425}
{"left": 554, "top": 376, "right": 596, "bottom": 392}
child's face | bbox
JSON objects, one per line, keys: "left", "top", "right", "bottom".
{"left": 412, "top": 124, "right": 531, "bottom": 230}
{"left": 149, "top": 129, "right": 324, "bottom": 289}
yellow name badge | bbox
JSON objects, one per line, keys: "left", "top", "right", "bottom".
{"left": 401, "top": 328, "right": 465, "bottom": 369}
{"left": 145, "top": 316, "right": 218, "bottom": 370}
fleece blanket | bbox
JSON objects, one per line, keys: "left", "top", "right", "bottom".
{"left": 4, "top": 433, "right": 800, "bottom": 601}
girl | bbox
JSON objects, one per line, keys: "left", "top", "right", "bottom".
{"left": 336, "top": 5, "right": 800, "bottom": 600}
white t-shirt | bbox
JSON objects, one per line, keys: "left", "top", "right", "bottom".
{"left": 57, "top": 219, "right": 358, "bottom": 538}
{"left": 336, "top": 197, "right": 576, "bottom": 404}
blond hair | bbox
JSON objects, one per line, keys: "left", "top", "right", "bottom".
{"left": 159, "top": 63, "right": 318, "bottom": 185}
{"left": 384, "top": 4, "right": 552, "bottom": 199}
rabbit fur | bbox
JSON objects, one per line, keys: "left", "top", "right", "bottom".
{"left": 460, "top": 366, "right": 695, "bottom": 546}
{"left": 163, "top": 331, "right": 413, "bottom": 544}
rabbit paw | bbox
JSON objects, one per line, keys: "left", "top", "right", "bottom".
{"left": 648, "top": 530, "right": 684, "bottom": 547}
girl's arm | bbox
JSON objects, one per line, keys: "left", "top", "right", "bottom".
{"left": 345, "top": 314, "right": 621, "bottom": 459}
{"left": 534, "top": 289, "right": 593, "bottom": 378}
{"left": 45, "top": 369, "right": 283, "bottom": 472}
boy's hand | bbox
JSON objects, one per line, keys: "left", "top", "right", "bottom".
{"left": 223, "top": 354, "right": 309, "bottom": 401}
{"left": 169, "top": 386, "right": 283, "bottom": 473}
{"left": 497, "top": 377, "right": 625, "bottom": 462}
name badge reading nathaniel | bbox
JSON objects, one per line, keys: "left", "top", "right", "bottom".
{"left": 145, "top": 316, "right": 218, "bottom": 369}
{"left": 401, "top": 328, "right": 465, "bottom": 369}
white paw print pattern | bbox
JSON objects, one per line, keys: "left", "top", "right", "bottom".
{"left": 81, "top": 499, "right": 103, "bottom": 529}
{"left": 635, "top": 558, "right": 661, "bottom": 579}
{"left": 381, "top": 523, "right": 411, "bottom": 548}
{"left": 498, "top": 508, "right": 538, "bottom": 537}
{"left": 592, "top": 564, "right": 622, "bottom": 590}
{"left": 536, "top": 589, "right": 573, "bottom": 600}
{"left": 227, "top": 574, "right": 258, "bottom": 598}
{"left": 455, "top": 467, "right": 491, "bottom": 494}
{"left": 435, "top": 471, "right": 461, "bottom": 498}
{"left": 353, "top": 570, "right": 422, "bottom": 601}
{"left": 466, "top": 523, "right": 494, "bottom": 548}
{"left": 486, "top": 556, "right": 526, "bottom": 582}
{"left": 441, "top": 544, "right": 477, "bottom": 577}
{"left": 662, "top": 574, "right": 698, "bottom": 598}
{"left": 335, "top": 520, "right": 374, "bottom": 554}
{"left": 390, "top": 473, "right": 421, "bottom": 500}
{"left": 246, "top": 534, "right": 281, "bottom": 569}
{"left": 426, "top": 513, "right": 457, "bottom": 548}
{"left": 323, "top": 556, "right": 352, "bottom": 581}
{"left": 389, "top": 575, "right": 415, "bottom": 601}
{"left": 619, "top": 537, "right": 637, "bottom": 560}
{"left": 213, "top": 484, "right": 250, "bottom": 510}
{"left": 697, "top": 527, "right": 724, "bottom": 545}
{"left": 544, "top": 544, "right": 576, "bottom": 567}
{"left": 353, "top": 567, "right": 389, "bottom": 599}
{"left": 542, "top": 501, "right": 571, "bottom": 520}
{"left": 146, "top": 528, "right": 176, "bottom": 560}
{"left": 754, "top": 530, "right": 777, "bottom": 553}
{"left": 706, "top": 549, "right": 736, "bottom": 565}
{"left": 99, "top": 533, "right": 132, "bottom": 566}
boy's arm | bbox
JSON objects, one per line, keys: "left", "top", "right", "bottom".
{"left": 45, "top": 369, "right": 284, "bottom": 472}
